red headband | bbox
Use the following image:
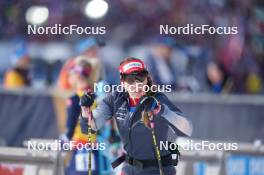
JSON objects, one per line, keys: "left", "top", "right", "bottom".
{"left": 119, "top": 60, "right": 146, "bottom": 74}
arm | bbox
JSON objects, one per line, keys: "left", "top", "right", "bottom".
{"left": 80, "top": 93, "right": 114, "bottom": 134}
{"left": 65, "top": 96, "right": 81, "bottom": 140}
{"left": 157, "top": 94, "right": 193, "bottom": 137}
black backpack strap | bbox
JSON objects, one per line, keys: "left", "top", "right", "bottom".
{"left": 111, "top": 154, "right": 126, "bottom": 169}
{"left": 168, "top": 142, "right": 181, "bottom": 166}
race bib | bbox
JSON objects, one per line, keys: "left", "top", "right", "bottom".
{"left": 75, "top": 152, "right": 95, "bottom": 172}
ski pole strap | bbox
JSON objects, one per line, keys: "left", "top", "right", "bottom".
{"left": 111, "top": 154, "right": 178, "bottom": 169}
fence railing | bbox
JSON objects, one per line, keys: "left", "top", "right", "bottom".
{"left": 1, "top": 138, "right": 264, "bottom": 175}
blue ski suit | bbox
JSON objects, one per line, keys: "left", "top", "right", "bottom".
{"left": 80, "top": 91, "right": 193, "bottom": 175}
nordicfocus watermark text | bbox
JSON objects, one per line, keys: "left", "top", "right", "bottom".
{"left": 160, "top": 140, "right": 238, "bottom": 151}
{"left": 160, "top": 24, "right": 238, "bottom": 35}
{"left": 94, "top": 83, "right": 172, "bottom": 93}
{"left": 27, "top": 140, "right": 106, "bottom": 151}
{"left": 28, "top": 24, "right": 106, "bottom": 35}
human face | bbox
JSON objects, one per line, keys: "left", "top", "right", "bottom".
{"left": 207, "top": 62, "right": 223, "bottom": 84}
{"left": 123, "top": 71, "right": 148, "bottom": 98}
{"left": 123, "top": 71, "right": 148, "bottom": 84}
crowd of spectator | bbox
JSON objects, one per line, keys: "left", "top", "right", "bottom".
{"left": 0, "top": 0, "right": 264, "bottom": 94}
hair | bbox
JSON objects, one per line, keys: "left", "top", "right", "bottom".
{"left": 120, "top": 57, "right": 156, "bottom": 96}
{"left": 120, "top": 57, "right": 159, "bottom": 126}
{"left": 73, "top": 57, "right": 93, "bottom": 88}
{"left": 75, "top": 57, "right": 92, "bottom": 76}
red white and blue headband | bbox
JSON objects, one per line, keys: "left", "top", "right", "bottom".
{"left": 119, "top": 60, "right": 146, "bottom": 74}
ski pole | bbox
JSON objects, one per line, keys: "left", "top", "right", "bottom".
{"left": 143, "top": 96, "right": 164, "bottom": 175}
{"left": 130, "top": 96, "right": 165, "bottom": 175}
{"left": 86, "top": 108, "right": 92, "bottom": 175}
{"left": 150, "top": 119, "right": 164, "bottom": 175}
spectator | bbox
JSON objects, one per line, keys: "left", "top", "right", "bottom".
{"left": 3, "top": 43, "right": 31, "bottom": 89}
{"left": 206, "top": 62, "right": 233, "bottom": 93}
{"left": 146, "top": 37, "right": 178, "bottom": 90}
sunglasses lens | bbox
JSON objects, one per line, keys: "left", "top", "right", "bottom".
{"left": 136, "top": 71, "right": 148, "bottom": 77}
{"left": 124, "top": 71, "right": 148, "bottom": 84}
{"left": 125, "top": 76, "right": 136, "bottom": 84}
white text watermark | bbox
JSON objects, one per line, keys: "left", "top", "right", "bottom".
{"left": 28, "top": 24, "right": 106, "bottom": 35}
{"left": 160, "top": 24, "right": 238, "bottom": 35}
{"left": 94, "top": 83, "right": 172, "bottom": 93}
{"left": 27, "top": 140, "right": 106, "bottom": 151}
{"left": 160, "top": 140, "right": 238, "bottom": 151}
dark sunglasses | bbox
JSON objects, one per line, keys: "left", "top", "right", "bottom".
{"left": 123, "top": 71, "right": 148, "bottom": 84}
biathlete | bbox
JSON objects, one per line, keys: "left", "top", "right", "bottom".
{"left": 62, "top": 58, "right": 113, "bottom": 175}
{"left": 80, "top": 57, "right": 193, "bottom": 175}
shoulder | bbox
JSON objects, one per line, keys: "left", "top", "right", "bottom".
{"left": 111, "top": 90, "right": 129, "bottom": 100}
{"left": 153, "top": 92, "right": 170, "bottom": 104}
{"left": 154, "top": 92, "right": 182, "bottom": 113}
{"left": 100, "top": 90, "right": 128, "bottom": 108}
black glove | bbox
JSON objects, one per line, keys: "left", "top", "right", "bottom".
{"left": 139, "top": 96, "right": 159, "bottom": 112}
{"left": 79, "top": 92, "right": 95, "bottom": 107}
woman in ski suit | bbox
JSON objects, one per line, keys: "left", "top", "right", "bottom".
{"left": 62, "top": 58, "right": 114, "bottom": 175}
{"left": 80, "top": 57, "right": 193, "bottom": 175}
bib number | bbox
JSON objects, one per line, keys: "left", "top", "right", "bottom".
{"left": 75, "top": 152, "right": 95, "bottom": 172}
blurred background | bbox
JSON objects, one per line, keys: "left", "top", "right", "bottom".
{"left": 0, "top": 0, "right": 264, "bottom": 175}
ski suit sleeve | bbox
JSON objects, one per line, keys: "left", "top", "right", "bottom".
{"left": 157, "top": 93, "right": 193, "bottom": 137}
{"left": 80, "top": 93, "right": 114, "bottom": 134}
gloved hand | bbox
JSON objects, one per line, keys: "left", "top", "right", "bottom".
{"left": 79, "top": 92, "right": 95, "bottom": 107}
{"left": 140, "top": 96, "right": 161, "bottom": 128}
{"left": 140, "top": 96, "right": 160, "bottom": 112}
